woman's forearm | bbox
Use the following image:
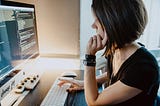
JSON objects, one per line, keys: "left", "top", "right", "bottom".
{"left": 84, "top": 66, "right": 99, "bottom": 105}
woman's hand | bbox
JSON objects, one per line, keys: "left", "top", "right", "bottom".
{"left": 58, "top": 77, "right": 84, "bottom": 92}
{"left": 86, "top": 32, "right": 108, "bottom": 55}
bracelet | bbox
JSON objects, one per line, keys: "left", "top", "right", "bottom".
{"left": 83, "top": 60, "right": 96, "bottom": 66}
{"left": 85, "top": 54, "right": 96, "bottom": 61}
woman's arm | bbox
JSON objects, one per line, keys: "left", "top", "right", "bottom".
{"left": 84, "top": 66, "right": 142, "bottom": 106}
{"left": 84, "top": 66, "right": 99, "bottom": 105}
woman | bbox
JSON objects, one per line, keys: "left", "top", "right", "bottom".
{"left": 59, "top": 0, "right": 159, "bottom": 105}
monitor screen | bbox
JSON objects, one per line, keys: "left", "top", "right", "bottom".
{"left": 0, "top": 2, "right": 39, "bottom": 82}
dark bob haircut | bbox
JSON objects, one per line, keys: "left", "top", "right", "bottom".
{"left": 92, "top": 0, "right": 148, "bottom": 56}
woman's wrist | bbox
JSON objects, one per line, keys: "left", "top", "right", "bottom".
{"left": 83, "top": 54, "right": 96, "bottom": 67}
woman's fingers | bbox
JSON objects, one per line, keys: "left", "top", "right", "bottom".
{"left": 90, "top": 35, "right": 97, "bottom": 48}
{"left": 58, "top": 77, "right": 84, "bottom": 92}
{"left": 88, "top": 36, "right": 94, "bottom": 47}
{"left": 58, "top": 77, "right": 78, "bottom": 86}
{"left": 97, "top": 34, "right": 104, "bottom": 49}
{"left": 93, "top": 34, "right": 106, "bottom": 50}
{"left": 67, "top": 85, "right": 84, "bottom": 92}
{"left": 58, "top": 77, "right": 73, "bottom": 86}
{"left": 58, "top": 81, "right": 66, "bottom": 86}
{"left": 86, "top": 30, "right": 108, "bottom": 55}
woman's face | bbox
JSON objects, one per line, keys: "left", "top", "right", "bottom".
{"left": 91, "top": 12, "right": 106, "bottom": 40}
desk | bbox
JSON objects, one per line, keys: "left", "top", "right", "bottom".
{"left": 18, "top": 69, "right": 85, "bottom": 106}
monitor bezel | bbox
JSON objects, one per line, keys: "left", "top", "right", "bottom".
{"left": 1, "top": 0, "right": 34, "bottom": 8}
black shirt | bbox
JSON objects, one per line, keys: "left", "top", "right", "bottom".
{"left": 108, "top": 47, "right": 159, "bottom": 106}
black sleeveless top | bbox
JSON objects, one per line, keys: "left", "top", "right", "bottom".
{"left": 107, "top": 47, "right": 159, "bottom": 106}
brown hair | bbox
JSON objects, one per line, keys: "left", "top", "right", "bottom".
{"left": 92, "top": 0, "right": 148, "bottom": 56}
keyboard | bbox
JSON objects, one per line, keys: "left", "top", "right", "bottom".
{"left": 1, "top": 91, "right": 20, "bottom": 106}
{"left": 40, "top": 77, "right": 72, "bottom": 106}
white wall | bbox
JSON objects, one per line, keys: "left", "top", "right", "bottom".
{"left": 35, "top": 0, "right": 80, "bottom": 57}
{"left": 139, "top": 0, "right": 160, "bottom": 50}
{"left": 80, "top": 0, "right": 95, "bottom": 59}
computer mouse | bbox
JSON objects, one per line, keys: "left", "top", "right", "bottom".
{"left": 61, "top": 71, "right": 77, "bottom": 78}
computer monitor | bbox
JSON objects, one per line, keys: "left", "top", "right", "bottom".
{"left": 0, "top": 1, "right": 39, "bottom": 82}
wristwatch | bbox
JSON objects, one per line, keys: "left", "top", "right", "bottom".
{"left": 83, "top": 60, "right": 96, "bottom": 66}
{"left": 85, "top": 54, "right": 96, "bottom": 60}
